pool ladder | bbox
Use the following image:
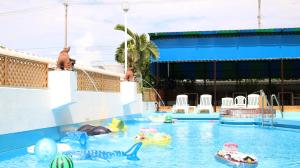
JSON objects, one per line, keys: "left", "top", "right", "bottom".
{"left": 260, "top": 90, "right": 283, "bottom": 127}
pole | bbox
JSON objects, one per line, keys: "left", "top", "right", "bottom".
{"left": 258, "top": 0, "right": 261, "bottom": 29}
{"left": 280, "top": 59, "right": 284, "bottom": 112}
{"left": 262, "top": 92, "right": 265, "bottom": 126}
{"left": 214, "top": 61, "right": 217, "bottom": 112}
{"left": 268, "top": 61, "right": 271, "bottom": 92}
{"left": 124, "top": 11, "right": 128, "bottom": 74}
{"left": 167, "top": 62, "right": 170, "bottom": 78}
{"left": 64, "top": 0, "right": 68, "bottom": 48}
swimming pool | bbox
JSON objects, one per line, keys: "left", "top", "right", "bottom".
{"left": 277, "top": 112, "right": 300, "bottom": 120}
{"left": 0, "top": 119, "right": 300, "bottom": 168}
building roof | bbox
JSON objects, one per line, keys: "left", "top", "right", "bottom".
{"left": 149, "top": 27, "right": 300, "bottom": 39}
{"left": 149, "top": 27, "right": 300, "bottom": 63}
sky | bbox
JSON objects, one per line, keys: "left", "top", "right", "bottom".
{"left": 0, "top": 0, "right": 300, "bottom": 66}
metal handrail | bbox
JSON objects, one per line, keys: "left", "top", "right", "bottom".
{"left": 259, "top": 90, "right": 270, "bottom": 106}
{"left": 260, "top": 90, "right": 266, "bottom": 126}
{"left": 259, "top": 90, "right": 284, "bottom": 127}
{"left": 271, "top": 94, "right": 283, "bottom": 118}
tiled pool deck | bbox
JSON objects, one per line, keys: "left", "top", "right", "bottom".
{"left": 171, "top": 113, "right": 219, "bottom": 120}
{"left": 167, "top": 112, "right": 300, "bottom": 129}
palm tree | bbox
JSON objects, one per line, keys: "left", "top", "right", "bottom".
{"left": 114, "top": 24, "right": 159, "bottom": 83}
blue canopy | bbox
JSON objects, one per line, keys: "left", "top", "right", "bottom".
{"left": 149, "top": 28, "right": 300, "bottom": 62}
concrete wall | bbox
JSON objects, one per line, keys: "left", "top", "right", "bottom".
{"left": 0, "top": 71, "right": 142, "bottom": 135}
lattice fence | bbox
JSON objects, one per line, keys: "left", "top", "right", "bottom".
{"left": 0, "top": 55, "right": 48, "bottom": 88}
{"left": 102, "top": 74, "right": 121, "bottom": 92}
{"left": 77, "top": 69, "right": 120, "bottom": 92}
{"left": 0, "top": 55, "right": 5, "bottom": 85}
{"left": 143, "top": 88, "right": 157, "bottom": 101}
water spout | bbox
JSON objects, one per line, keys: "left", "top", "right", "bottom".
{"left": 79, "top": 69, "right": 98, "bottom": 92}
{"left": 139, "top": 78, "right": 165, "bottom": 106}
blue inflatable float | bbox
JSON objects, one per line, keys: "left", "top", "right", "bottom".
{"left": 63, "top": 142, "right": 142, "bottom": 161}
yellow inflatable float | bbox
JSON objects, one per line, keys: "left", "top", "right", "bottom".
{"left": 135, "top": 129, "right": 171, "bottom": 146}
{"left": 107, "top": 118, "right": 128, "bottom": 132}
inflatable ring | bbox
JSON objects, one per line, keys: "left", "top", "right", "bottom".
{"left": 135, "top": 132, "right": 171, "bottom": 146}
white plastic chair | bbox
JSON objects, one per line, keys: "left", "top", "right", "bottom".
{"left": 172, "top": 95, "right": 189, "bottom": 114}
{"left": 234, "top": 96, "right": 247, "bottom": 108}
{"left": 196, "top": 94, "right": 214, "bottom": 113}
{"left": 221, "top": 97, "right": 234, "bottom": 109}
{"left": 247, "top": 94, "right": 260, "bottom": 109}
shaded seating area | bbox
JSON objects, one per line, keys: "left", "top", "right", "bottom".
{"left": 172, "top": 94, "right": 189, "bottom": 114}
{"left": 247, "top": 94, "right": 260, "bottom": 109}
{"left": 221, "top": 97, "right": 234, "bottom": 109}
{"left": 220, "top": 97, "right": 234, "bottom": 115}
{"left": 196, "top": 94, "right": 214, "bottom": 113}
{"left": 234, "top": 96, "right": 247, "bottom": 108}
{"left": 220, "top": 94, "right": 272, "bottom": 118}
{"left": 150, "top": 28, "right": 300, "bottom": 112}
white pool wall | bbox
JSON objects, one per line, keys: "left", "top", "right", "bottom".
{"left": 0, "top": 71, "right": 143, "bottom": 135}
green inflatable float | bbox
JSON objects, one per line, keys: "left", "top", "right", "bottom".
{"left": 50, "top": 155, "right": 74, "bottom": 168}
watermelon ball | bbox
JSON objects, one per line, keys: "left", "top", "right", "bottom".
{"left": 50, "top": 155, "right": 74, "bottom": 168}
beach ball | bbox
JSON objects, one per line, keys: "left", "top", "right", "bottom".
{"left": 34, "top": 138, "right": 57, "bottom": 161}
{"left": 50, "top": 155, "right": 74, "bottom": 168}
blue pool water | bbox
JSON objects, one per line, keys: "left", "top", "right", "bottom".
{"left": 1, "top": 119, "right": 300, "bottom": 168}
{"left": 277, "top": 112, "right": 300, "bottom": 120}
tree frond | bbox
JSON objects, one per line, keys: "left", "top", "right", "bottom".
{"left": 115, "top": 43, "right": 125, "bottom": 63}
{"left": 114, "top": 24, "right": 160, "bottom": 80}
{"left": 114, "top": 24, "right": 135, "bottom": 38}
{"left": 147, "top": 42, "right": 159, "bottom": 59}
{"left": 114, "top": 39, "right": 135, "bottom": 64}
{"left": 139, "top": 34, "right": 148, "bottom": 51}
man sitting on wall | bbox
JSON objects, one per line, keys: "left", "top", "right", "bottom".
{"left": 124, "top": 67, "right": 135, "bottom": 81}
{"left": 57, "top": 46, "right": 76, "bottom": 70}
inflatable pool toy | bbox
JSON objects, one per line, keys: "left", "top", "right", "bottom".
{"left": 215, "top": 150, "right": 258, "bottom": 167}
{"left": 64, "top": 131, "right": 89, "bottom": 149}
{"left": 215, "top": 143, "right": 257, "bottom": 167}
{"left": 77, "top": 125, "right": 111, "bottom": 136}
{"left": 34, "top": 138, "right": 57, "bottom": 161}
{"left": 63, "top": 142, "right": 142, "bottom": 161}
{"left": 107, "top": 118, "right": 128, "bottom": 132}
{"left": 27, "top": 143, "right": 71, "bottom": 154}
{"left": 140, "top": 128, "right": 157, "bottom": 134}
{"left": 164, "top": 115, "right": 174, "bottom": 123}
{"left": 135, "top": 132, "right": 171, "bottom": 146}
{"left": 215, "top": 143, "right": 258, "bottom": 167}
{"left": 50, "top": 155, "right": 74, "bottom": 168}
